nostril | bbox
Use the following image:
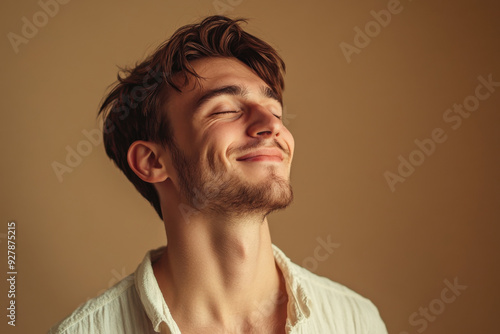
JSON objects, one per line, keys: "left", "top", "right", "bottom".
{"left": 257, "top": 130, "right": 272, "bottom": 136}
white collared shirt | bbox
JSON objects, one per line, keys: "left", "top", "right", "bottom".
{"left": 48, "top": 245, "right": 388, "bottom": 333}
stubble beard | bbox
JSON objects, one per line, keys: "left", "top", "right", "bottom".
{"left": 170, "top": 140, "right": 293, "bottom": 219}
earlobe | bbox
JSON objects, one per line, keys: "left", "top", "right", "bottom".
{"left": 127, "top": 141, "right": 168, "bottom": 183}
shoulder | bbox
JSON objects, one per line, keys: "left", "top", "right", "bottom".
{"left": 48, "top": 274, "right": 139, "bottom": 334}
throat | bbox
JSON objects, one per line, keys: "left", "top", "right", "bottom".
{"left": 152, "top": 212, "right": 289, "bottom": 333}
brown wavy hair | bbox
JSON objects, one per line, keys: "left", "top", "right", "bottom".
{"left": 98, "top": 15, "right": 286, "bottom": 220}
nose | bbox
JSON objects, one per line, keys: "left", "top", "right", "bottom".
{"left": 246, "top": 104, "right": 283, "bottom": 139}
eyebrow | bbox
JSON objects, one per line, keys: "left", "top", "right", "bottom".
{"left": 193, "top": 84, "right": 281, "bottom": 113}
{"left": 261, "top": 86, "right": 280, "bottom": 103}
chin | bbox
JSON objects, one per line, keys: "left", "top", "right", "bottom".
{"left": 243, "top": 164, "right": 290, "bottom": 180}
{"left": 256, "top": 176, "right": 294, "bottom": 212}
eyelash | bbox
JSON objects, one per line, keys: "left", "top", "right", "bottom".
{"left": 215, "top": 111, "right": 240, "bottom": 115}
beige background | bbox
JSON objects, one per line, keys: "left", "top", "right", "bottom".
{"left": 1, "top": 0, "right": 499, "bottom": 333}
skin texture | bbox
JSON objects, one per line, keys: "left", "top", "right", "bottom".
{"left": 127, "top": 57, "right": 295, "bottom": 333}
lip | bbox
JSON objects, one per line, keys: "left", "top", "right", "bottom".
{"left": 236, "top": 148, "right": 284, "bottom": 161}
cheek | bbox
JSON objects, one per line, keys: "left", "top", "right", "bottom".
{"left": 281, "top": 128, "right": 295, "bottom": 156}
{"left": 200, "top": 130, "right": 235, "bottom": 164}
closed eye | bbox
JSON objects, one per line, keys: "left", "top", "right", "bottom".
{"left": 213, "top": 111, "right": 239, "bottom": 115}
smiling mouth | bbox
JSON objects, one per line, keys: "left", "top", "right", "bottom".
{"left": 237, "top": 155, "right": 283, "bottom": 162}
{"left": 236, "top": 148, "right": 284, "bottom": 162}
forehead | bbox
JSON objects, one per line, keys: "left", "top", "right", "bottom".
{"left": 165, "top": 57, "right": 276, "bottom": 115}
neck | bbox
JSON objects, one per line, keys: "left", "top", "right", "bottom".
{"left": 153, "top": 189, "right": 288, "bottom": 332}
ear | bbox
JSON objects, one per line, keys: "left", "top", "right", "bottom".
{"left": 127, "top": 140, "right": 169, "bottom": 183}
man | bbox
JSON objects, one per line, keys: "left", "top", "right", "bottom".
{"left": 49, "top": 16, "right": 388, "bottom": 333}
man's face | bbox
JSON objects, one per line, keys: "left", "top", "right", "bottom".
{"left": 164, "top": 57, "right": 295, "bottom": 218}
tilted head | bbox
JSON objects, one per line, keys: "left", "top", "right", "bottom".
{"left": 98, "top": 16, "right": 287, "bottom": 220}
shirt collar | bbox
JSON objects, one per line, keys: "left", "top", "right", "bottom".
{"left": 134, "top": 246, "right": 180, "bottom": 333}
{"left": 134, "top": 244, "right": 312, "bottom": 333}
{"left": 272, "top": 244, "right": 312, "bottom": 330}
